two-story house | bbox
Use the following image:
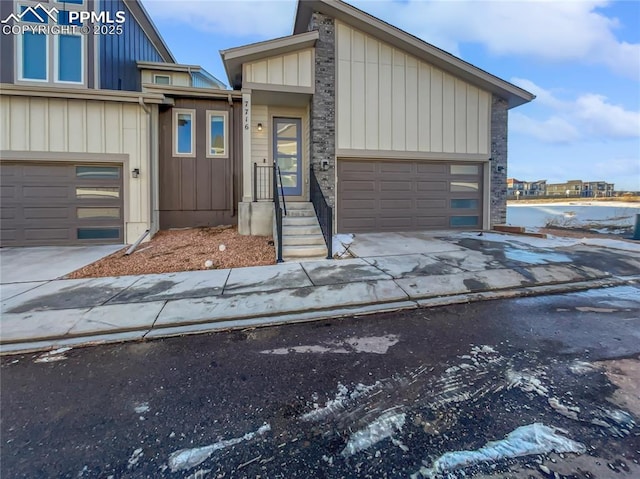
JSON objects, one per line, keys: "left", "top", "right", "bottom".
{"left": 1, "top": 0, "right": 534, "bottom": 261}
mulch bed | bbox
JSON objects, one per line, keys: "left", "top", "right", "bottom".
{"left": 67, "top": 226, "right": 275, "bottom": 279}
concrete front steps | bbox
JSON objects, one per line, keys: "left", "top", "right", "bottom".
{"left": 281, "top": 202, "right": 329, "bottom": 260}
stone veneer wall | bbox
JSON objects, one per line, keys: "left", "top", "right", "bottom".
{"left": 308, "top": 12, "right": 336, "bottom": 206}
{"left": 490, "top": 95, "right": 509, "bottom": 226}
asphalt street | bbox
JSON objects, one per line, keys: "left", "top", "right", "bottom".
{"left": 2, "top": 284, "right": 639, "bottom": 478}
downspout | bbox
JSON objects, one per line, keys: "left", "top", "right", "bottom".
{"left": 138, "top": 96, "right": 155, "bottom": 239}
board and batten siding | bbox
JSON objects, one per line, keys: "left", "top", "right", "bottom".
{"left": 335, "top": 21, "right": 490, "bottom": 155}
{"left": 0, "top": 95, "right": 151, "bottom": 242}
{"left": 244, "top": 49, "right": 314, "bottom": 88}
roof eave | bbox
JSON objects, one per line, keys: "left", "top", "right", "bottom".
{"left": 294, "top": 0, "right": 534, "bottom": 108}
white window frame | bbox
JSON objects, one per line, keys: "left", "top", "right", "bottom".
{"left": 153, "top": 74, "right": 172, "bottom": 85}
{"left": 206, "top": 110, "right": 229, "bottom": 159}
{"left": 173, "top": 109, "right": 196, "bottom": 158}
{"left": 17, "top": 30, "right": 49, "bottom": 82}
{"left": 15, "top": 0, "right": 87, "bottom": 86}
{"left": 53, "top": 32, "right": 85, "bottom": 85}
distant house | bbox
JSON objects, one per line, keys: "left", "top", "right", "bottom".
{"left": 507, "top": 178, "right": 546, "bottom": 197}
{"left": 546, "top": 180, "right": 614, "bottom": 197}
{"left": 1, "top": 0, "right": 535, "bottom": 260}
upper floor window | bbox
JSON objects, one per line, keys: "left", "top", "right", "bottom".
{"left": 154, "top": 74, "right": 171, "bottom": 85}
{"left": 15, "top": 0, "right": 86, "bottom": 85}
{"left": 207, "top": 111, "right": 228, "bottom": 158}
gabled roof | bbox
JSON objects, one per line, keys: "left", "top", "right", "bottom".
{"left": 221, "top": 31, "right": 319, "bottom": 90}
{"left": 294, "top": 0, "right": 534, "bottom": 108}
{"left": 124, "top": 0, "right": 175, "bottom": 63}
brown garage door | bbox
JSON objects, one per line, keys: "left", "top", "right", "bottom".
{"left": 338, "top": 159, "right": 483, "bottom": 233}
{"left": 1, "top": 162, "right": 124, "bottom": 246}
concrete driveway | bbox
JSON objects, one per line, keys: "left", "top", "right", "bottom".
{"left": 0, "top": 245, "right": 123, "bottom": 284}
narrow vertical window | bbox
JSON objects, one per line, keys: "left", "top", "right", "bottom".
{"left": 21, "top": 32, "right": 47, "bottom": 81}
{"left": 57, "top": 34, "right": 83, "bottom": 83}
{"left": 206, "top": 111, "right": 228, "bottom": 158}
{"left": 174, "top": 110, "right": 195, "bottom": 156}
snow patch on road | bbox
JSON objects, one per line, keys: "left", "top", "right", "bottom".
{"left": 34, "top": 347, "right": 73, "bottom": 363}
{"left": 260, "top": 334, "right": 399, "bottom": 355}
{"left": 506, "top": 369, "right": 549, "bottom": 397}
{"left": 127, "top": 448, "right": 143, "bottom": 469}
{"left": 341, "top": 410, "right": 406, "bottom": 457}
{"left": 412, "top": 423, "right": 586, "bottom": 478}
{"left": 167, "top": 424, "right": 270, "bottom": 472}
{"left": 134, "top": 402, "right": 150, "bottom": 414}
{"left": 301, "top": 382, "right": 379, "bottom": 422}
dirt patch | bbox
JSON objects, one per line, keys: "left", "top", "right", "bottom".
{"left": 539, "top": 226, "right": 635, "bottom": 241}
{"left": 67, "top": 226, "right": 275, "bottom": 278}
{"left": 596, "top": 357, "right": 640, "bottom": 418}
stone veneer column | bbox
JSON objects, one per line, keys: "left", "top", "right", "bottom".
{"left": 308, "top": 12, "right": 336, "bottom": 206}
{"left": 490, "top": 95, "right": 508, "bottom": 226}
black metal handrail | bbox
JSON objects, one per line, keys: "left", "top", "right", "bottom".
{"left": 273, "top": 162, "right": 285, "bottom": 263}
{"left": 310, "top": 168, "right": 333, "bottom": 259}
{"left": 253, "top": 162, "right": 273, "bottom": 202}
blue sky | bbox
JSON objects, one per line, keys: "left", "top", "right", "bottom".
{"left": 143, "top": 0, "right": 640, "bottom": 191}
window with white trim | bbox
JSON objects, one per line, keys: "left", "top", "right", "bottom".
{"left": 15, "top": 0, "right": 86, "bottom": 85}
{"left": 153, "top": 74, "right": 171, "bottom": 85}
{"left": 173, "top": 109, "right": 195, "bottom": 157}
{"left": 206, "top": 110, "right": 228, "bottom": 158}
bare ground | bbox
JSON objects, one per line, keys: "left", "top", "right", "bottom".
{"left": 67, "top": 226, "right": 275, "bottom": 279}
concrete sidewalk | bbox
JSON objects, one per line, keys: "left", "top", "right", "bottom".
{"left": 1, "top": 232, "right": 639, "bottom": 354}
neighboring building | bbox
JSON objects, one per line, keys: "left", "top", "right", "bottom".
{"left": 0, "top": 0, "right": 239, "bottom": 247}
{"left": 507, "top": 178, "right": 546, "bottom": 197}
{"left": 1, "top": 0, "right": 535, "bottom": 259}
{"left": 546, "top": 180, "right": 615, "bottom": 197}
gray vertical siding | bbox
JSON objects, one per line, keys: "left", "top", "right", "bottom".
{"left": 0, "top": 1, "right": 15, "bottom": 84}
{"left": 99, "top": 0, "right": 164, "bottom": 91}
{"left": 158, "top": 98, "right": 243, "bottom": 229}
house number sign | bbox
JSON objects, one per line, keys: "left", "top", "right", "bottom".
{"left": 244, "top": 100, "right": 250, "bottom": 130}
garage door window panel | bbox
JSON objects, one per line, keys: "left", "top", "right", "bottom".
{"left": 77, "top": 208, "right": 120, "bottom": 219}
{"left": 451, "top": 199, "right": 479, "bottom": 209}
{"left": 77, "top": 228, "right": 121, "bottom": 240}
{"left": 451, "top": 181, "right": 479, "bottom": 192}
{"left": 76, "top": 166, "right": 120, "bottom": 179}
{"left": 451, "top": 165, "right": 479, "bottom": 175}
{"left": 76, "top": 187, "right": 120, "bottom": 199}
{"left": 450, "top": 216, "right": 479, "bottom": 227}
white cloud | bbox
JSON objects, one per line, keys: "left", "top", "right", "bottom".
{"left": 510, "top": 112, "right": 580, "bottom": 144}
{"left": 574, "top": 94, "right": 640, "bottom": 138}
{"left": 349, "top": 0, "right": 640, "bottom": 79}
{"left": 143, "top": 0, "right": 296, "bottom": 38}
{"left": 510, "top": 78, "right": 640, "bottom": 143}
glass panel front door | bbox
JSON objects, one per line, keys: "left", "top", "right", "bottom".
{"left": 273, "top": 118, "right": 302, "bottom": 196}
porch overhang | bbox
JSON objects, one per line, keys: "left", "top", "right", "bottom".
{"left": 250, "top": 88, "right": 312, "bottom": 108}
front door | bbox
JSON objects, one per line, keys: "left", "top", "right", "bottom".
{"left": 273, "top": 118, "right": 302, "bottom": 196}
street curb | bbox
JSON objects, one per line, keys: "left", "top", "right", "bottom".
{"left": 1, "top": 275, "right": 634, "bottom": 356}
